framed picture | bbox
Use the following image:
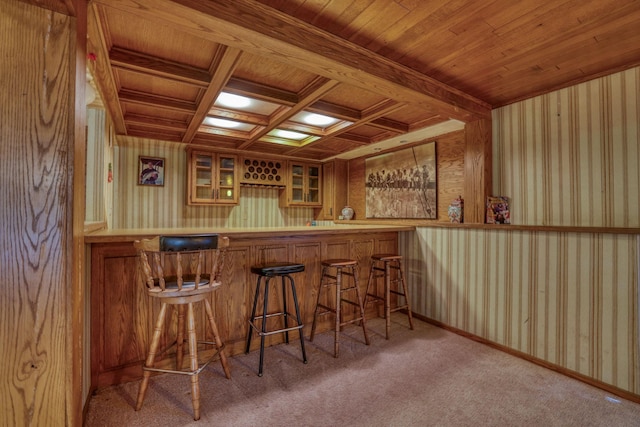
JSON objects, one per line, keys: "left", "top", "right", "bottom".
{"left": 138, "top": 156, "right": 165, "bottom": 186}
{"left": 365, "top": 142, "right": 437, "bottom": 219}
{"left": 486, "top": 196, "right": 510, "bottom": 224}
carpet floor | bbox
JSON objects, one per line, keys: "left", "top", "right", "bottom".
{"left": 85, "top": 315, "right": 640, "bottom": 426}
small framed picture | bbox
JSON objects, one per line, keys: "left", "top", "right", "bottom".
{"left": 138, "top": 156, "right": 165, "bottom": 186}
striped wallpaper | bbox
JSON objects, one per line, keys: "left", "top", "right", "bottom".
{"left": 401, "top": 66, "right": 640, "bottom": 397}
{"left": 401, "top": 229, "right": 639, "bottom": 395}
{"left": 493, "top": 67, "right": 640, "bottom": 227}
{"left": 111, "top": 136, "right": 318, "bottom": 229}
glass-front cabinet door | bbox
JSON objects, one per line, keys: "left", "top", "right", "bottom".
{"left": 188, "top": 150, "right": 239, "bottom": 205}
{"left": 283, "top": 161, "right": 322, "bottom": 207}
{"left": 217, "top": 155, "right": 237, "bottom": 203}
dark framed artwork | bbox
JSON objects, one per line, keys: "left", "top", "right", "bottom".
{"left": 365, "top": 142, "right": 437, "bottom": 219}
{"left": 138, "top": 156, "right": 165, "bottom": 186}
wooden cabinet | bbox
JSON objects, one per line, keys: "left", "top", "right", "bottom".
{"left": 187, "top": 149, "right": 239, "bottom": 205}
{"left": 280, "top": 161, "right": 322, "bottom": 207}
{"left": 316, "top": 159, "right": 348, "bottom": 220}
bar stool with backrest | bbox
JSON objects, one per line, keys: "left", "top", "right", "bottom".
{"left": 245, "top": 261, "right": 308, "bottom": 376}
{"left": 134, "top": 234, "right": 231, "bottom": 421}
{"left": 364, "top": 253, "right": 414, "bottom": 339}
{"left": 310, "top": 259, "right": 370, "bottom": 357}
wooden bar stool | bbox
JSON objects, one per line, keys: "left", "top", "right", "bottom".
{"left": 245, "top": 262, "right": 308, "bottom": 376}
{"left": 364, "top": 254, "right": 414, "bottom": 339}
{"left": 310, "top": 259, "right": 370, "bottom": 357}
{"left": 134, "top": 234, "right": 231, "bottom": 421}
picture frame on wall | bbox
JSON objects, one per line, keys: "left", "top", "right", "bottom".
{"left": 138, "top": 156, "right": 165, "bottom": 186}
{"left": 365, "top": 141, "right": 437, "bottom": 219}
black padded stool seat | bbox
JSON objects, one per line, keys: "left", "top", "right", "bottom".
{"left": 251, "top": 262, "right": 305, "bottom": 276}
{"left": 245, "top": 262, "right": 308, "bottom": 376}
{"left": 365, "top": 253, "right": 414, "bottom": 340}
{"left": 310, "top": 259, "right": 370, "bottom": 357}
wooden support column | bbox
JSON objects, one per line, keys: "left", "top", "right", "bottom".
{"left": 463, "top": 119, "right": 492, "bottom": 224}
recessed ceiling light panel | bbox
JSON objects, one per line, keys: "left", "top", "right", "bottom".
{"left": 271, "top": 129, "right": 308, "bottom": 140}
{"left": 204, "top": 117, "right": 242, "bottom": 128}
{"left": 216, "top": 92, "right": 251, "bottom": 109}
{"left": 303, "top": 113, "right": 338, "bottom": 126}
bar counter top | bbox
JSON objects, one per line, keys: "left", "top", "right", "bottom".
{"left": 84, "top": 224, "right": 416, "bottom": 243}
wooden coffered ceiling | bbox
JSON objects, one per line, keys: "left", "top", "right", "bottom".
{"left": 87, "top": 0, "right": 640, "bottom": 161}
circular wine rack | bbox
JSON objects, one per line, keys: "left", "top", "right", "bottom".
{"left": 241, "top": 157, "right": 284, "bottom": 186}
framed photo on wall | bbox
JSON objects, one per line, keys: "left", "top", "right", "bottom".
{"left": 365, "top": 142, "right": 437, "bottom": 219}
{"left": 138, "top": 156, "right": 165, "bottom": 186}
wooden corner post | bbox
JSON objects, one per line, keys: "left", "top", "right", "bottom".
{"left": 463, "top": 119, "right": 492, "bottom": 224}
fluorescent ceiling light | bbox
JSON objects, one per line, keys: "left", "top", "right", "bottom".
{"left": 216, "top": 92, "right": 251, "bottom": 109}
{"left": 303, "top": 113, "right": 338, "bottom": 126}
{"left": 272, "top": 129, "right": 308, "bottom": 140}
{"left": 204, "top": 117, "right": 241, "bottom": 128}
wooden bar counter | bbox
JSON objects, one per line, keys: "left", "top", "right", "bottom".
{"left": 86, "top": 225, "right": 414, "bottom": 389}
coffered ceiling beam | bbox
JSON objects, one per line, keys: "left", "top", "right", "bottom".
{"left": 225, "top": 77, "right": 298, "bottom": 106}
{"left": 182, "top": 45, "right": 243, "bottom": 143}
{"left": 118, "top": 89, "right": 196, "bottom": 112}
{"left": 238, "top": 77, "right": 340, "bottom": 149}
{"left": 87, "top": 4, "right": 127, "bottom": 134}
{"left": 109, "top": 46, "right": 211, "bottom": 87}
{"left": 285, "top": 99, "right": 404, "bottom": 155}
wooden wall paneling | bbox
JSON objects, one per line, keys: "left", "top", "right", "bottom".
{"left": 322, "top": 239, "right": 351, "bottom": 260}
{"left": 212, "top": 245, "right": 252, "bottom": 354}
{"left": 290, "top": 241, "right": 322, "bottom": 335}
{"left": 347, "top": 157, "right": 367, "bottom": 220}
{"left": 463, "top": 119, "right": 492, "bottom": 224}
{"left": 91, "top": 242, "right": 141, "bottom": 387}
{"left": 436, "top": 131, "right": 466, "bottom": 222}
{"left": 0, "top": 1, "right": 84, "bottom": 424}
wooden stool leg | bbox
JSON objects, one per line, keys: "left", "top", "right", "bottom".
{"left": 287, "top": 275, "right": 307, "bottom": 363}
{"left": 186, "top": 302, "right": 201, "bottom": 421}
{"left": 245, "top": 275, "right": 262, "bottom": 354}
{"left": 281, "top": 275, "right": 290, "bottom": 344}
{"left": 398, "top": 259, "right": 414, "bottom": 330}
{"left": 258, "top": 277, "right": 271, "bottom": 377}
{"left": 334, "top": 267, "right": 342, "bottom": 358}
{"left": 310, "top": 266, "right": 326, "bottom": 342}
{"left": 204, "top": 299, "right": 231, "bottom": 379}
{"left": 136, "top": 302, "right": 168, "bottom": 411}
{"left": 352, "top": 266, "right": 370, "bottom": 346}
{"left": 384, "top": 260, "right": 391, "bottom": 340}
{"left": 363, "top": 261, "right": 376, "bottom": 307}
{"left": 176, "top": 305, "right": 185, "bottom": 369}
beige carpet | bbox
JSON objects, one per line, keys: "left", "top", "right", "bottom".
{"left": 85, "top": 315, "right": 640, "bottom": 426}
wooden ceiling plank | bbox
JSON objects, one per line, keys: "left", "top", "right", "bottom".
{"left": 109, "top": 46, "right": 211, "bottom": 87}
{"left": 182, "top": 45, "right": 243, "bottom": 143}
{"left": 94, "top": 0, "right": 490, "bottom": 120}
